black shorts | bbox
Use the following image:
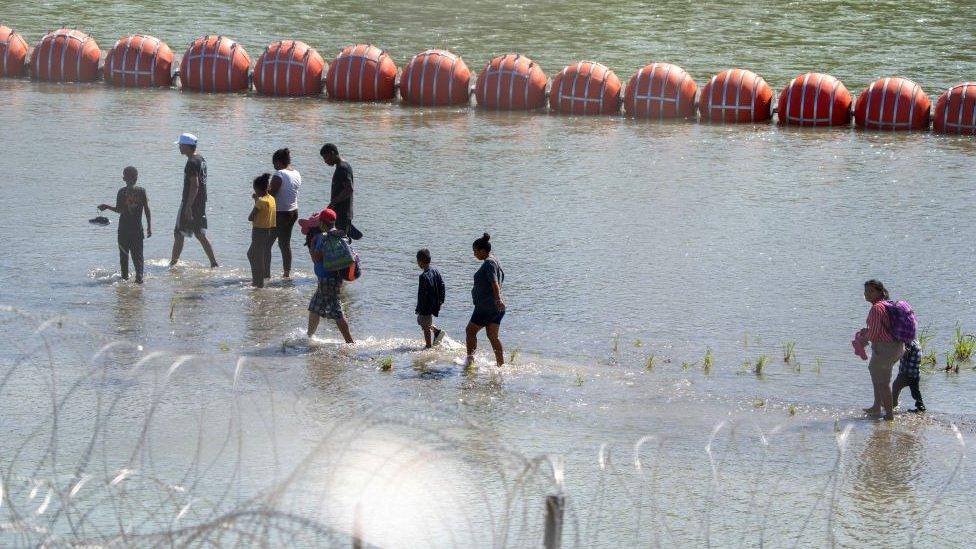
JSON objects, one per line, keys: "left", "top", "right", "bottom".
{"left": 470, "top": 308, "right": 505, "bottom": 327}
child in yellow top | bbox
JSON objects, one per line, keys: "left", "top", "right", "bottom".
{"left": 247, "top": 173, "right": 277, "bottom": 288}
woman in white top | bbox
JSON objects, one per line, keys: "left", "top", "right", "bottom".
{"left": 268, "top": 148, "right": 302, "bottom": 278}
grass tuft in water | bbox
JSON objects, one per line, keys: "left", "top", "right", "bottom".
{"left": 681, "top": 360, "right": 697, "bottom": 370}
{"left": 788, "top": 404, "right": 797, "bottom": 416}
{"left": 783, "top": 341, "right": 796, "bottom": 364}
{"left": 380, "top": 357, "right": 393, "bottom": 371}
{"left": 945, "top": 352, "right": 958, "bottom": 374}
{"left": 754, "top": 354, "right": 768, "bottom": 376}
{"left": 703, "top": 348, "right": 713, "bottom": 373}
{"left": 814, "top": 357, "right": 823, "bottom": 375}
{"left": 753, "top": 398, "right": 765, "bottom": 408}
{"left": 633, "top": 339, "right": 643, "bottom": 348}
{"left": 509, "top": 347, "right": 521, "bottom": 365}
{"left": 645, "top": 354, "right": 656, "bottom": 371}
{"left": 921, "top": 351, "right": 937, "bottom": 371}
{"left": 952, "top": 325, "right": 975, "bottom": 362}
{"left": 574, "top": 372, "right": 584, "bottom": 386}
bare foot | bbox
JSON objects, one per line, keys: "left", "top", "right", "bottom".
{"left": 210, "top": 262, "right": 219, "bottom": 268}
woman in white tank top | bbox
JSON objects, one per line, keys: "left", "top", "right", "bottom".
{"left": 268, "top": 148, "right": 303, "bottom": 277}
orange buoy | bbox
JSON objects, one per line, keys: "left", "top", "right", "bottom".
{"left": 624, "top": 62, "right": 697, "bottom": 120}
{"left": 474, "top": 54, "right": 547, "bottom": 110}
{"left": 777, "top": 73, "right": 851, "bottom": 126}
{"left": 254, "top": 40, "right": 325, "bottom": 97}
{"left": 932, "top": 83, "right": 976, "bottom": 135}
{"left": 179, "top": 35, "right": 251, "bottom": 93}
{"left": 699, "top": 69, "right": 772, "bottom": 123}
{"left": 326, "top": 44, "right": 397, "bottom": 101}
{"left": 30, "top": 28, "right": 100, "bottom": 83}
{"left": 104, "top": 34, "right": 174, "bottom": 87}
{"left": 0, "top": 25, "right": 29, "bottom": 78}
{"left": 853, "top": 77, "right": 930, "bottom": 131}
{"left": 550, "top": 61, "right": 621, "bottom": 115}
{"left": 399, "top": 49, "right": 471, "bottom": 107}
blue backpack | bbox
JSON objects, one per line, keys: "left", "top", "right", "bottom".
{"left": 316, "top": 232, "right": 355, "bottom": 272}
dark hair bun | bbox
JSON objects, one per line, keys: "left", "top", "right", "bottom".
{"left": 482, "top": 233, "right": 490, "bottom": 241}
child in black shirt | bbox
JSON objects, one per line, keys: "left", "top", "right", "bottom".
{"left": 98, "top": 166, "right": 151, "bottom": 283}
{"left": 416, "top": 248, "right": 446, "bottom": 348}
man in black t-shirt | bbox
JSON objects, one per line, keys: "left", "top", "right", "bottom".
{"left": 170, "top": 133, "right": 219, "bottom": 267}
{"left": 320, "top": 143, "right": 354, "bottom": 235}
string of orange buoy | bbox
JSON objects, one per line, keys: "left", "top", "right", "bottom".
{"left": 2, "top": 25, "right": 975, "bottom": 134}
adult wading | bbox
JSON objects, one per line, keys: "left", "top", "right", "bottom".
{"left": 170, "top": 133, "right": 218, "bottom": 268}
{"left": 320, "top": 143, "right": 356, "bottom": 237}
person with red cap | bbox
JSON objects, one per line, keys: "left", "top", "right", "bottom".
{"left": 306, "top": 207, "right": 354, "bottom": 343}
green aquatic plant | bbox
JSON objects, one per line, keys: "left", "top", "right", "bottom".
{"left": 574, "top": 372, "right": 584, "bottom": 386}
{"left": 703, "top": 348, "right": 713, "bottom": 373}
{"left": 754, "top": 354, "right": 768, "bottom": 376}
{"left": 680, "top": 361, "right": 697, "bottom": 370}
{"left": 788, "top": 404, "right": 797, "bottom": 416}
{"left": 633, "top": 339, "right": 643, "bottom": 348}
{"left": 380, "top": 357, "right": 393, "bottom": 371}
{"left": 814, "top": 357, "right": 823, "bottom": 375}
{"left": 645, "top": 354, "right": 656, "bottom": 371}
{"left": 743, "top": 331, "right": 749, "bottom": 349}
{"left": 920, "top": 351, "right": 937, "bottom": 370}
{"left": 783, "top": 341, "right": 796, "bottom": 364}
{"left": 952, "top": 326, "right": 975, "bottom": 362}
{"left": 945, "top": 352, "right": 958, "bottom": 374}
{"left": 753, "top": 398, "right": 765, "bottom": 408}
{"left": 612, "top": 334, "right": 620, "bottom": 354}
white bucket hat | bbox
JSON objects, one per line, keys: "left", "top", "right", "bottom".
{"left": 174, "top": 133, "right": 198, "bottom": 146}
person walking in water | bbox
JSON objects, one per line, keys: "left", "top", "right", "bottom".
{"left": 267, "top": 148, "right": 301, "bottom": 278}
{"left": 97, "top": 166, "right": 151, "bottom": 283}
{"left": 415, "top": 248, "right": 446, "bottom": 348}
{"left": 320, "top": 143, "right": 354, "bottom": 235}
{"left": 306, "top": 208, "right": 354, "bottom": 343}
{"left": 247, "top": 173, "right": 276, "bottom": 288}
{"left": 170, "top": 133, "right": 218, "bottom": 268}
{"left": 859, "top": 279, "right": 904, "bottom": 420}
{"left": 465, "top": 233, "right": 506, "bottom": 367}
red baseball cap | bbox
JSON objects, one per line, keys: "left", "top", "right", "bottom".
{"left": 319, "top": 208, "right": 337, "bottom": 223}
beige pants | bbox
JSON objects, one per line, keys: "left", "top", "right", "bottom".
{"left": 869, "top": 341, "right": 904, "bottom": 376}
{"left": 868, "top": 340, "right": 904, "bottom": 414}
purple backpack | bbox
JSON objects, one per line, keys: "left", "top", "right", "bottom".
{"left": 883, "top": 300, "right": 918, "bottom": 343}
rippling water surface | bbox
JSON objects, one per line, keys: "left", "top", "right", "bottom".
{"left": 2, "top": 1, "right": 976, "bottom": 546}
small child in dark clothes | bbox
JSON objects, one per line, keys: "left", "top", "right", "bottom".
{"left": 98, "top": 166, "right": 151, "bottom": 283}
{"left": 892, "top": 339, "right": 925, "bottom": 412}
{"left": 416, "top": 248, "right": 446, "bottom": 348}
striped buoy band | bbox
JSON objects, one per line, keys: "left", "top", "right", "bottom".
{"left": 777, "top": 73, "right": 852, "bottom": 127}
{"left": 475, "top": 53, "right": 547, "bottom": 111}
{"left": 254, "top": 40, "right": 325, "bottom": 97}
{"left": 699, "top": 69, "right": 773, "bottom": 123}
{"left": 179, "top": 35, "right": 251, "bottom": 93}
{"left": 104, "top": 34, "right": 174, "bottom": 88}
{"left": 325, "top": 44, "right": 397, "bottom": 102}
{"left": 550, "top": 61, "right": 621, "bottom": 115}
{"left": 624, "top": 62, "right": 698, "bottom": 120}
{"left": 0, "top": 25, "right": 29, "bottom": 78}
{"left": 29, "top": 28, "right": 101, "bottom": 83}
{"left": 400, "top": 49, "right": 471, "bottom": 107}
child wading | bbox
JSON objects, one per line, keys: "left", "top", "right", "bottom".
{"left": 893, "top": 339, "right": 925, "bottom": 412}
{"left": 415, "top": 248, "right": 446, "bottom": 348}
{"left": 247, "top": 174, "right": 276, "bottom": 288}
{"left": 98, "top": 166, "right": 151, "bottom": 283}
{"left": 306, "top": 208, "right": 354, "bottom": 343}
